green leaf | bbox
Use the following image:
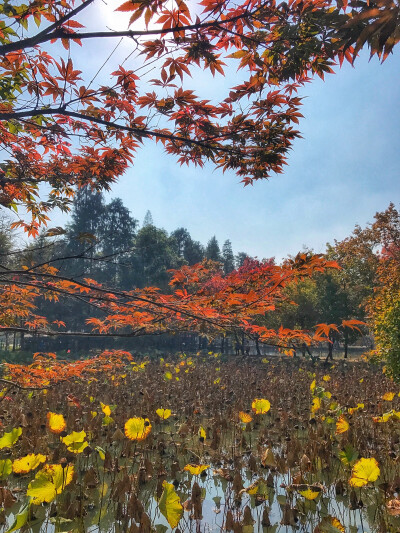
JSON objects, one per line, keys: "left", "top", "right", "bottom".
{"left": 339, "top": 444, "right": 358, "bottom": 466}
{"left": 158, "top": 481, "right": 183, "bottom": 529}
{"left": 0, "top": 458, "right": 12, "bottom": 479}
{"left": 5, "top": 503, "right": 30, "bottom": 533}
{"left": 0, "top": 427, "right": 22, "bottom": 449}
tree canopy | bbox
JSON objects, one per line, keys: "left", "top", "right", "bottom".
{"left": 0, "top": 0, "right": 398, "bottom": 234}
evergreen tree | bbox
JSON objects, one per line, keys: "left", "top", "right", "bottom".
{"left": 170, "top": 228, "right": 191, "bottom": 258}
{"left": 100, "top": 198, "right": 138, "bottom": 286}
{"left": 222, "top": 239, "right": 235, "bottom": 274}
{"left": 235, "top": 252, "right": 249, "bottom": 268}
{"left": 205, "top": 236, "right": 221, "bottom": 262}
{"left": 143, "top": 210, "right": 154, "bottom": 227}
{"left": 170, "top": 227, "right": 205, "bottom": 265}
{"left": 130, "top": 225, "right": 183, "bottom": 288}
{"left": 183, "top": 238, "right": 204, "bottom": 265}
{"left": 0, "top": 212, "right": 14, "bottom": 266}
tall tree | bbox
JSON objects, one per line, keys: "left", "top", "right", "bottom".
{"left": 131, "top": 225, "right": 183, "bottom": 288}
{"left": 170, "top": 228, "right": 205, "bottom": 265}
{"left": 222, "top": 239, "right": 235, "bottom": 274}
{"left": 235, "top": 252, "right": 250, "bottom": 269}
{"left": 99, "top": 198, "right": 137, "bottom": 286}
{"left": 142, "top": 210, "right": 154, "bottom": 228}
{"left": 205, "top": 236, "right": 222, "bottom": 262}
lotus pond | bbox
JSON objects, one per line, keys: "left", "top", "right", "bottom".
{"left": 0, "top": 354, "right": 399, "bottom": 533}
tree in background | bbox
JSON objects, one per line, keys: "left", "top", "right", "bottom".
{"left": 100, "top": 198, "right": 137, "bottom": 286}
{"left": 206, "top": 236, "right": 222, "bottom": 262}
{"left": 236, "top": 252, "right": 250, "bottom": 269}
{"left": 367, "top": 204, "right": 400, "bottom": 378}
{"left": 131, "top": 224, "right": 183, "bottom": 289}
{"left": 142, "top": 211, "right": 154, "bottom": 228}
{"left": 222, "top": 240, "right": 235, "bottom": 274}
{"left": 170, "top": 228, "right": 205, "bottom": 266}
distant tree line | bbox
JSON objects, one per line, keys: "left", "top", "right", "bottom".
{"left": 1, "top": 194, "right": 399, "bottom": 363}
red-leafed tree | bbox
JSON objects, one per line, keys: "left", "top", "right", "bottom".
{"left": 0, "top": 0, "right": 398, "bottom": 235}
{"left": 1, "top": 0, "right": 395, "bottom": 383}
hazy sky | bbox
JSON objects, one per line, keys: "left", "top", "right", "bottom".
{"left": 12, "top": 3, "right": 400, "bottom": 261}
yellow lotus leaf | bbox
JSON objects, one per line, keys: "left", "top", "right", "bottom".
{"left": 27, "top": 464, "right": 74, "bottom": 504}
{"left": 158, "top": 480, "right": 183, "bottom": 529}
{"left": 0, "top": 427, "right": 22, "bottom": 450}
{"left": 311, "top": 397, "right": 321, "bottom": 413}
{"left": 299, "top": 488, "right": 321, "bottom": 500}
{"left": 245, "top": 478, "right": 269, "bottom": 496}
{"left": 124, "top": 417, "right": 151, "bottom": 441}
{"left": 382, "top": 392, "right": 395, "bottom": 401}
{"left": 323, "top": 391, "right": 332, "bottom": 399}
{"left": 156, "top": 408, "right": 172, "bottom": 420}
{"left": 184, "top": 464, "right": 210, "bottom": 476}
{"left": 164, "top": 371, "right": 173, "bottom": 380}
{"left": 323, "top": 375, "right": 331, "bottom": 382}
{"left": 198, "top": 426, "right": 206, "bottom": 440}
{"left": 61, "top": 430, "right": 89, "bottom": 453}
{"left": 349, "top": 457, "right": 380, "bottom": 487}
{"left": 348, "top": 403, "right": 364, "bottom": 415}
{"left": 100, "top": 403, "right": 111, "bottom": 417}
{"left": 310, "top": 380, "right": 316, "bottom": 393}
{"left": 47, "top": 412, "right": 66, "bottom": 434}
{"left": 13, "top": 454, "right": 46, "bottom": 474}
{"left": 315, "top": 516, "right": 345, "bottom": 533}
{"left": 372, "top": 411, "right": 393, "bottom": 423}
{"left": 0, "top": 459, "right": 12, "bottom": 479}
{"left": 251, "top": 398, "right": 271, "bottom": 414}
{"left": 239, "top": 411, "right": 253, "bottom": 423}
{"left": 335, "top": 416, "right": 349, "bottom": 435}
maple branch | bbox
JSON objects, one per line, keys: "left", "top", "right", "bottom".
{"left": 0, "top": 270, "right": 235, "bottom": 330}
{"left": 0, "top": 377, "right": 50, "bottom": 390}
{"left": 0, "top": 108, "right": 238, "bottom": 154}
{"left": 0, "top": 11, "right": 256, "bottom": 55}
{"left": 0, "top": 326, "right": 151, "bottom": 337}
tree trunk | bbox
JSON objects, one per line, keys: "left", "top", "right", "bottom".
{"left": 255, "top": 335, "right": 261, "bottom": 356}
{"left": 344, "top": 330, "right": 349, "bottom": 359}
{"left": 221, "top": 335, "right": 225, "bottom": 354}
{"left": 325, "top": 335, "right": 334, "bottom": 363}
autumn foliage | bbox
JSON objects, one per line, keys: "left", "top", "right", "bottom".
{"left": 0, "top": 0, "right": 398, "bottom": 235}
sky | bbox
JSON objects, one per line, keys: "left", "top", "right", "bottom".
{"left": 100, "top": 50, "right": 400, "bottom": 261}
{"left": 10, "top": 1, "right": 400, "bottom": 261}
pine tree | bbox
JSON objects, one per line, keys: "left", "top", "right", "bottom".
{"left": 143, "top": 210, "right": 154, "bottom": 227}
{"left": 205, "top": 236, "right": 222, "bottom": 262}
{"left": 222, "top": 239, "right": 235, "bottom": 274}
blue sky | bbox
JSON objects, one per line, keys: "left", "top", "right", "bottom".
{"left": 14, "top": 3, "right": 400, "bottom": 261}
{"left": 97, "top": 50, "right": 399, "bottom": 261}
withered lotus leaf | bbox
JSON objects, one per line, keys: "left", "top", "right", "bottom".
{"left": 335, "top": 416, "right": 350, "bottom": 434}
{"left": 61, "top": 431, "right": 89, "bottom": 453}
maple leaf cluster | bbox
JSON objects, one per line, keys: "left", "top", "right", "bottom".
{"left": 0, "top": 0, "right": 397, "bottom": 233}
